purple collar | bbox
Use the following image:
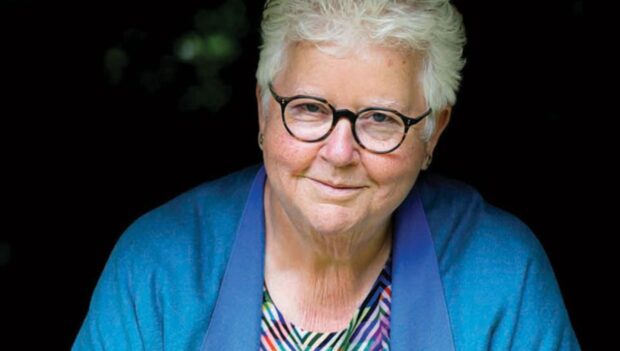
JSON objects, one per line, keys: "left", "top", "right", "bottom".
{"left": 201, "top": 166, "right": 455, "bottom": 350}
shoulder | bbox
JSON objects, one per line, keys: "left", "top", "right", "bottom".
{"left": 416, "top": 172, "right": 542, "bottom": 275}
{"left": 114, "top": 164, "right": 260, "bottom": 263}
{"left": 75, "top": 165, "right": 261, "bottom": 350}
{"left": 104, "top": 164, "right": 262, "bottom": 302}
{"left": 74, "top": 165, "right": 262, "bottom": 350}
{"left": 415, "top": 173, "right": 579, "bottom": 349}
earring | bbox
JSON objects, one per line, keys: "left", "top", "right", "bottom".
{"left": 258, "top": 132, "right": 264, "bottom": 150}
{"left": 423, "top": 154, "right": 433, "bottom": 170}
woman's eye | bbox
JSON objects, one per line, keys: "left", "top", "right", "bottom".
{"left": 303, "top": 104, "right": 321, "bottom": 113}
{"left": 371, "top": 113, "right": 388, "bottom": 122}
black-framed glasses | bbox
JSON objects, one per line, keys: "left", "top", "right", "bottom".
{"left": 269, "top": 84, "right": 432, "bottom": 154}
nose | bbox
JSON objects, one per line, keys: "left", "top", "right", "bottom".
{"left": 318, "top": 118, "right": 360, "bottom": 167}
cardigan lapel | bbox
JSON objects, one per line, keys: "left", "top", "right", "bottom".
{"left": 201, "top": 167, "right": 455, "bottom": 350}
{"left": 200, "top": 167, "right": 267, "bottom": 350}
{"left": 390, "top": 186, "right": 456, "bottom": 351}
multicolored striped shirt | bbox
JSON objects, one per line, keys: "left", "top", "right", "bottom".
{"left": 259, "top": 255, "right": 392, "bottom": 351}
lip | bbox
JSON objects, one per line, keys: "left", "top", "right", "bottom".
{"left": 312, "top": 178, "right": 364, "bottom": 189}
{"left": 307, "top": 177, "right": 366, "bottom": 198}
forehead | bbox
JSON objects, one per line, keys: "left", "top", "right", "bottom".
{"left": 275, "top": 41, "right": 425, "bottom": 108}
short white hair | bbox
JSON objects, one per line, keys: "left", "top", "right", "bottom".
{"left": 255, "top": 0, "right": 466, "bottom": 140}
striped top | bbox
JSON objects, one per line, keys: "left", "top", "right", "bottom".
{"left": 259, "top": 255, "right": 392, "bottom": 351}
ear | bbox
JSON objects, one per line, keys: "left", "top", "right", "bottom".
{"left": 425, "top": 106, "right": 451, "bottom": 156}
{"left": 256, "top": 83, "right": 266, "bottom": 133}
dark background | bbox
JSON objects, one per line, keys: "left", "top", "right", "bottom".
{"left": 1, "top": 0, "right": 588, "bottom": 349}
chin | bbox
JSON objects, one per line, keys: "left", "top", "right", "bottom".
{"left": 302, "top": 203, "right": 362, "bottom": 237}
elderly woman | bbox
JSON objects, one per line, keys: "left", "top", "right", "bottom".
{"left": 74, "top": 0, "right": 580, "bottom": 350}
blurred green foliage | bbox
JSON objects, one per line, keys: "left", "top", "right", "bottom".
{"left": 104, "top": 48, "right": 129, "bottom": 85}
{"left": 103, "top": 0, "right": 248, "bottom": 112}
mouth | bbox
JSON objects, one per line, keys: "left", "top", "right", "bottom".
{"left": 312, "top": 179, "right": 365, "bottom": 189}
{"left": 307, "top": 177, "right": 366, "bottom": 198}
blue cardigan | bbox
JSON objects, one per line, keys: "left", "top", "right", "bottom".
{"left": 73, "top": 165, "right": 580, "bottom": 350}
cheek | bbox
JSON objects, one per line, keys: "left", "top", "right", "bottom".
{"left": 264, "top": 118, "right": 317, "bottom": 174}
{"left": 369, "top": 132, "right": 424, "bottom": 182}
{"left": 365, "top": 149, "right": 423, "bottom": 209}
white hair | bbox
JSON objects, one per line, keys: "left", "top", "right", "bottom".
{"left": 255, "top": 0, "right": 466, "bottom": 140}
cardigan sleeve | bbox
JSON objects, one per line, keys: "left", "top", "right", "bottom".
{"left": 72, "top": 221, "right": 157, "bottom": 351}
{"left": 417, "top": 173, "right": 581, "bottom": 350}
{"left": 72, "top": 166, "right": 257, "bottom": 350}
{"left": 503, "top": 240, "right": 581, "bottom": 350}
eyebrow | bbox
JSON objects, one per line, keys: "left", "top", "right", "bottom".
{"left": 290, "top": 87, "right": 325, "bottom": 97}
{"left": 292, "top": 88, "right": 406, "bottom": 111}
{"left": 365, "top": 98, "right": 405, "bottom": 111}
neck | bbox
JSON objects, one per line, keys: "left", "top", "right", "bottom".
{"left": 263, "top": 181, "right": 392, "bottom": 331}
{"left": 264, "top": 180, "right": 392, "bottom": 277}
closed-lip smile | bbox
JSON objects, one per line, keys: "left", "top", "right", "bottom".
{"left": 309, "top": 178, "right": 366, "bottom": 190}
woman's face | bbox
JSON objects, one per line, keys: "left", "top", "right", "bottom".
{"left": 259, "top": 42, "right": 447, "bottom": 237}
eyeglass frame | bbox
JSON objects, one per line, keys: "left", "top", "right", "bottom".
{"left": 268, "top": 83, "right": 432, "bottom": 154}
